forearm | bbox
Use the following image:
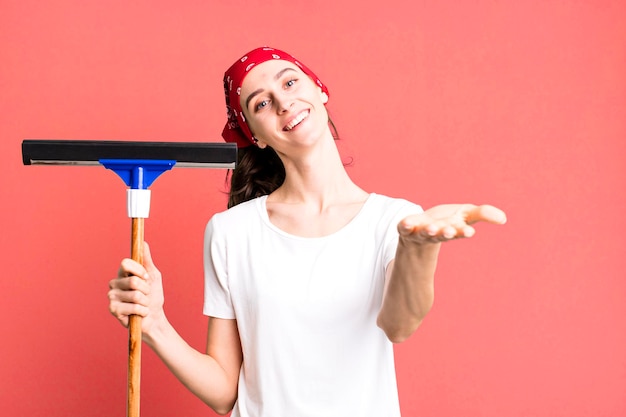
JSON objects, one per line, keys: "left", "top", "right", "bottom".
{"left": 377, "top": 239, "right": 440, "bottom": 343}
{"left": 143, "top": 318, "right": 237, "bottom": 415}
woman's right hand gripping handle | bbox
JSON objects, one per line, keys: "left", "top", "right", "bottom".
{"left": 107, "top": 241, "right": 242, "bottom": 413}
{"left": 108, "top": 242, "right": 165, "bottom": 337}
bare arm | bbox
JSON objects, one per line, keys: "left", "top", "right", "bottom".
{"left": 143, "top": 317, "right": 242, "bottom": 415}
{"left": 377, "top": 204, "right": 507, "bottom": 343}
{"left": 108, "top": 243, "right": 243, "bottom": 415}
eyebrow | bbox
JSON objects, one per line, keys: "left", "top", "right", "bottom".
{"left": 244, "top": 67, "right": 298, "bottom": 110}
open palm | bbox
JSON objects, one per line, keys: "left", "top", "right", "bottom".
{"left": 398, "top": 204, "right": 507, "bottom": 244}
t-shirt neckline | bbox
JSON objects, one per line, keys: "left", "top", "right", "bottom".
{"left": 255, "top": 193, "right": 376, "bottom": 240}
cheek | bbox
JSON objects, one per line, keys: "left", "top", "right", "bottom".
{"left": 315, "top": 102, "right": 329, "bottom": 123}
{"left": 244, "top": 113, "right": 272, "bottom": 139}
{"left": 241, "top": 110, "right": 258, "bottom": 133}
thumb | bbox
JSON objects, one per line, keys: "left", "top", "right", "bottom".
{"left": 142, "top": 241, "right": 158, "bottom": 273}
{"left": 466, "top": 204, "right": 508, "bottom": 225}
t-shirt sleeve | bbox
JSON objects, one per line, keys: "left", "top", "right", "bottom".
{"left": 203, "top": 215, "right": 236, "bottom": 319}
{"left": 382, "top": 199, "right": 424, "bottom": 270}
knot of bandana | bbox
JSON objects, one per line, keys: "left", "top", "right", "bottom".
{"left": 221, "top": 46, "right": 329, "bottom": 148}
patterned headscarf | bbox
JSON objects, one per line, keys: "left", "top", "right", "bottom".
{"left": 221, "top": 46, "right": 329, "bottom": 148}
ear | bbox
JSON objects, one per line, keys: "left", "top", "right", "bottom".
{"left": 320, "top": 91, "right": 329, "bottom": 104}
{"left": 253, "top": 136, "right": 268, "bottom": 149}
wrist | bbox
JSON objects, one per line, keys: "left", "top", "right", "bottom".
{"left": 398, "top": 236, "right": 441, "bottom": 258}
{"left": 142, "top": 311, "right": 171, "bottom": 347}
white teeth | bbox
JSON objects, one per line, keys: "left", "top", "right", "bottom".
{"left": 285, "top": 111, "right": 309, "bottom": 131}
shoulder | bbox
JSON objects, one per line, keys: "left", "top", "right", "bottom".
{"left": 356, "top": 194, "right": 423, "bottom": 239}
{"left": 213, "top": 197, "right": 263, "bottom": 221}
{"left": 367, "top": 193, "right": 423, "bottom": 216}
{"left": 206, "top": 196, "right": 266, "bottom": 237}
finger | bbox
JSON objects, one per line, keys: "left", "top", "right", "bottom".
{"left": 107, "top": 282, "right": 151, "bottom": 324}
{"left": 110, "top": 311, "right": 129, "bottom": 328}
{"left": 108, "top": 300, "right": 150, "bottom": 324}
{"left": 399, "top": 218, "right": 444, "bottom": 243}
{"left": 118, "top": 258, "right": 149, "bottom": 280}
{"left": 401, "top": 220, "right": 465, "bottom": 243}
{"left": 462, "top": 225, "right": 476, "bottom": 238}
{"left": 397, "top": 214, "right": 423, "bottom": 233}
{"left": 108, "top": 286, "right": 150, "bottom": 307}
{"left": 466, "top": 205, "right": 507, "bottom": 225}
{"left": 431, "top": 224, "right": 475, "bottom": 240}
{"left": 109, "top": 276, "right": 151, "bottom": 294}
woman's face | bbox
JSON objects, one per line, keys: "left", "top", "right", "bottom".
{"left": 239, "top": 59, "right": 329, "bottom": 152}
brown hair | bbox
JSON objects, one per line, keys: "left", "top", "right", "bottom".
{"left": 227, "top": 146, "right": 285, "bottom": 208}
{"left": 226, "top": 117, "right": 341, "bottom": 209}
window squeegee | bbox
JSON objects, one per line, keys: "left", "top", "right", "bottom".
{"left": 22, "top": 139, "right": 237, "bottom": 417}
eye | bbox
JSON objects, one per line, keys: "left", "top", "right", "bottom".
{"left": 255, "top": 99, "right": 270, "bottom": 112}
{"left": 285, "top": 78, "right": 297, "bottom": 88}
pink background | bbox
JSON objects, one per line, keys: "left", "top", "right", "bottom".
{"left": 1, "top": 1, "right": 625, "bottom": 416}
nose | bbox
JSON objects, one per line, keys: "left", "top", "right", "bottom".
{"left": 275, "top": 94, "right": 294, "bottom": 113}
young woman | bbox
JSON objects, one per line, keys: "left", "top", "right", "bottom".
{"left": 108, "top": 46, "right": 507, "bottom": 416}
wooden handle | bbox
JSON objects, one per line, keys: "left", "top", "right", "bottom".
{"left": 128, "top": 217, "right": 144, "bottom": 417}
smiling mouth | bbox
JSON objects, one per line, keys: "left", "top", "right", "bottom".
{"left": 284, "top": 110, "right": 309, "bottom": 131}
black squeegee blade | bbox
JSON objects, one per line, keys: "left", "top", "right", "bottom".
{"left": 22, "top": 140, "right": 237, "bottom": 168}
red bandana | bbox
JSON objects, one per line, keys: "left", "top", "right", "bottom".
{"left": 221, "top": 46, "right": 329, "bottom": 148}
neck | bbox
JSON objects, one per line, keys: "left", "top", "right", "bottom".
{"left": 270, "top": 134, "right": 365, "bottom": 207}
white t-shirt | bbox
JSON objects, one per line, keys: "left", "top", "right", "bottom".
{"left": 203, "top": 193, "right": 423, "bottom": 417}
